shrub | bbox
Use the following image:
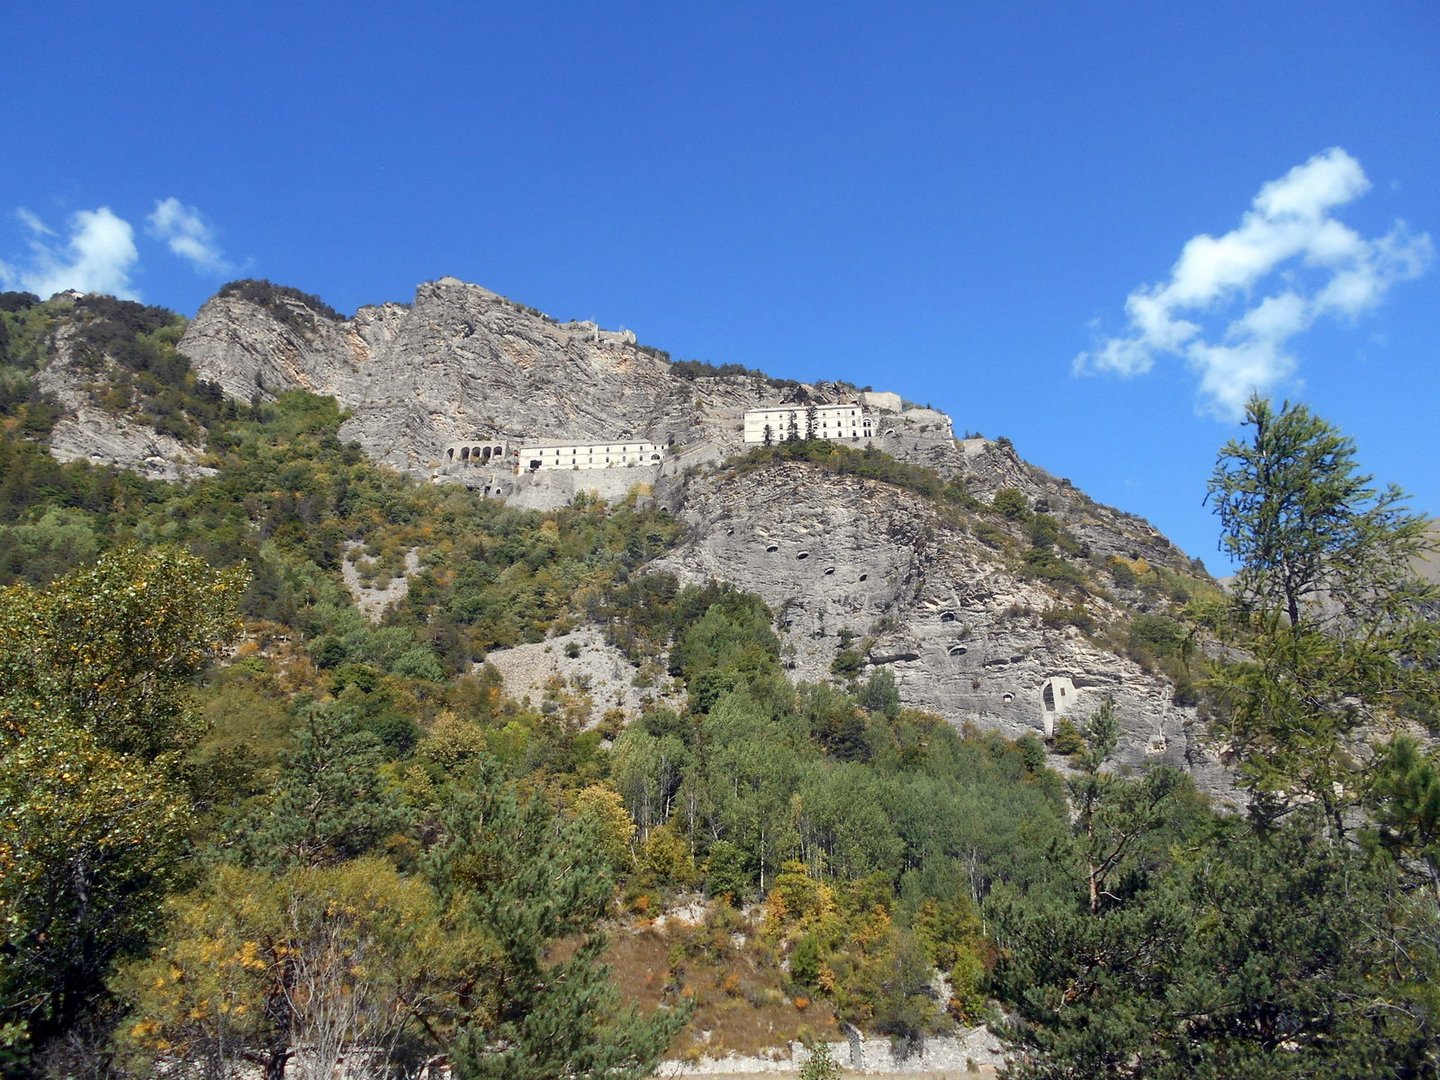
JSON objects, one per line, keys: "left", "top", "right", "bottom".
{"left": 799, "top": 1041, "right": 841, "bottom": 1080}
{"left": 1050, "top": 718, "right": 1085, "bottom": 755}
{"left": 992, "top": 487, "right": 1028, "bottom": 519}
{"left": 218, "top": 279, "right": 345, "bottom": 329}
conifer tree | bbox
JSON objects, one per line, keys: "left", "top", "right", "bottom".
{"left": 426, "top": 766, "right": 688, "bottom": 1080}
{"left": 1204, "top": 395, "right": 1440, "bottom": 833}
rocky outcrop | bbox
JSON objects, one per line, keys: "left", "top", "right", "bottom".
{"left": 483, "top": 626, "right": 683, "bottom": 727}
{"left": 654, "top": 462, "right": 1232, "bottom": 797}
{"left": 47, "top": 407, "right": 213, "bottom": 481}
{"left": 38, "top": 323, "right": 210, "bottom": 480}
{"left": 177, "top": 277, "right": 965, "bottom": 489}
{"left": 180, "top": 278, "right": 749, "bottom": 476}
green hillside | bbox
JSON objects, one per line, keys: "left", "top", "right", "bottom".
{"left": 1, "top": 291, "right": 1437, "bottom": 1079}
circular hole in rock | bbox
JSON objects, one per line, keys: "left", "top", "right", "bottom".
{"left": 766, "top": 544, "right": 779, "bottom": 553}
{"left": 940, "top": 611, "right": 957, "bottom": 622}
{"left": 948, "top": 644, "right": 968, "bottom": 656}
{"left": 796, "top": 551, "right": 809, "bottom": 560}
{"left": 824, "top": 566, "right": 835, "bottom": 575}
{"left": 1002, "top": 692, "right": 1014, "bottom": 704}
{"left": 858, "top": 573, "right": 868, "bottom": 582}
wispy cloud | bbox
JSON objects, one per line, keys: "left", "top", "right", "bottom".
{"left": 15, "top": 208, "right": 54, "bottom": 236}
{"left": 0, "top": 207, "right": 141, "bottom": 299}
{"left": 146, "top": 197, "right": 231, "bottom": 273}
{"left": 1074, "top": 148, "right": 1433, "bottom": 419}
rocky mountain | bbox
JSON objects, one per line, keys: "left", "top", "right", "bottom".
{"left": 19, "top": 277, "right": 1227, "bottom": 793}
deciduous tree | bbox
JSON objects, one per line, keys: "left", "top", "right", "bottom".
{"left": 0, "top": 546, "right": 244, "bottom": 1060}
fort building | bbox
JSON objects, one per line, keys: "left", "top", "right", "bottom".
{"left": 517, "top": 441, "right": 666, "bottom": 472}
{"left": 742, "top": 404, "right": 875, "bottom": 445}
{"left": 1039, "top": 675, "right": 1079, "bottom": 738}
{"left": 444, "top": 441, "right": 508, "bottom": 466}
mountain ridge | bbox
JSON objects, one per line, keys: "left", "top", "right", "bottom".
{"left": 9, "top": 277, "right": 1227, "bottom": 793}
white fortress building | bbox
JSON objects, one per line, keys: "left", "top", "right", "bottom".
{"left": 742, "top": 403, "right": 875, "bottom": 445}
{"left": 517, "top": 441, "right": 666, "bottom": 472}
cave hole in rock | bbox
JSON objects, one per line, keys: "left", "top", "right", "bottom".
{"left": 824, "top": 566, "right": 835, "bottom": 575}
{"left": 796, "top": 551, "right": 810, "bottom": 560}
{"left": 948, "top": 644, "right": 967, "bottom": 656}
{"left": 1002, "top": 691, "right": 1014, "bottom": 704}
{"left": 858, "top": 573, "right": 868, "bottom": 582}
{"left": 766, "top": 543, "right": 779, "bottom": 553}
{"left": 940, "top": 610, "right": 956, "bottom": 622}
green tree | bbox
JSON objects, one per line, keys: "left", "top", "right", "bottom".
{"left": 246, "top": 705, "right": 406, "bottom": 870}
{"left": 991, "top": 487, "right": 1029, "bottom": 520}
{"left": 0, "top": 547, "right": 244, "bottom": 1059}
{"left": 426, "top": 767, "right": 688, "bottom": 1080}
{"left": 0, "top": 545, "right": 248, "bottom": 757}
{"left": 609, "top": 725, "right": 689, "bottom": 838}
{"left": 995, "top": 808, "right": 1437, "bottom": 1079}
{"left": 1204, "top": 396, "right": 1440, "bottom": 833}
{"left": 0, "top": 731, "right": 190, "bottom": 1056}
{"left": 1208, "top": 395, "right": 1434, "bottom": 630}
{"left": 1366, "top": 734, "right": 1440, "bottom": 899}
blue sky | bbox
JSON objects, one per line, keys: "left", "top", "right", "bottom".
{"left": 4, "top": 3, "right": 1436, "bottom": 569}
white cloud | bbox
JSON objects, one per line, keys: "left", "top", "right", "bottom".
{"left": 15, "top": 208, "right": 54, "bottom": 236}
{"left": 1074, "top": 147, "right": 1434, "bottom": 419}
{"left": 146, "top": 197, "right": 230, "bottom": 273}
{"left": 0, "top": 207, "right": 140, "bottom": 299}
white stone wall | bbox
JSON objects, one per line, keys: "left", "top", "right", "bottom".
{"left": 742, "top": 404, "right": 874, "bottom": 445}
{"left": 860, "top": 389, "right": 904, "bottom": 412}
{"left": 443, "top": 441, "right": 507, "bottom": 466}
{"left": 517, "top": 441, "right": 665, "bottom": 472}
{"left": 1040, "top": 675, "right": 1079, "bottom": 737}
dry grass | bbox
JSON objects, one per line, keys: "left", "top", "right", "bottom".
{"left": 602, "top": 904, "right": 835, "bottom": 1060}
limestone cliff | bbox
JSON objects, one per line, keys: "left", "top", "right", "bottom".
{"left": 651, "top": 461, "right": 1229, "bottom": 795}
{"left": 180, "top": 278, "right": 743, "bottom": 477}
{"left": 36, "top": 304, "right": 211, "bottom": 481}
{"left": 177, "top": 278, "right": 960, "bottom": 505}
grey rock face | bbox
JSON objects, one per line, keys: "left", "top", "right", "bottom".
{"left": 38, "top": 324, "right": 210, "bottom": 480}
{"left": 654, "top": 462, "right": 1232, "bottom": 798}
{"left": 48, "top": 407, "right": 214, "bottom": 481}
{"left": 179, "top": 277, "right": 968, "bottom": 487}
{"left": 180, "top": 278, "right": 754, "bottom": 476}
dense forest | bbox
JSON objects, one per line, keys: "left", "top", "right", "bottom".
{"left": 1, "top": 291, "right": 1438, "bottom": 1079}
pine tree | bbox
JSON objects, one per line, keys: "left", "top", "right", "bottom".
{"left": 426, "top": 766, "right": 688, "bottom": 1080}
{"left": 247, "top": 705, "right": 406, "bottom": 870}
{"left": 1204, "top": 396, "right": 1440, "bottom": 834}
